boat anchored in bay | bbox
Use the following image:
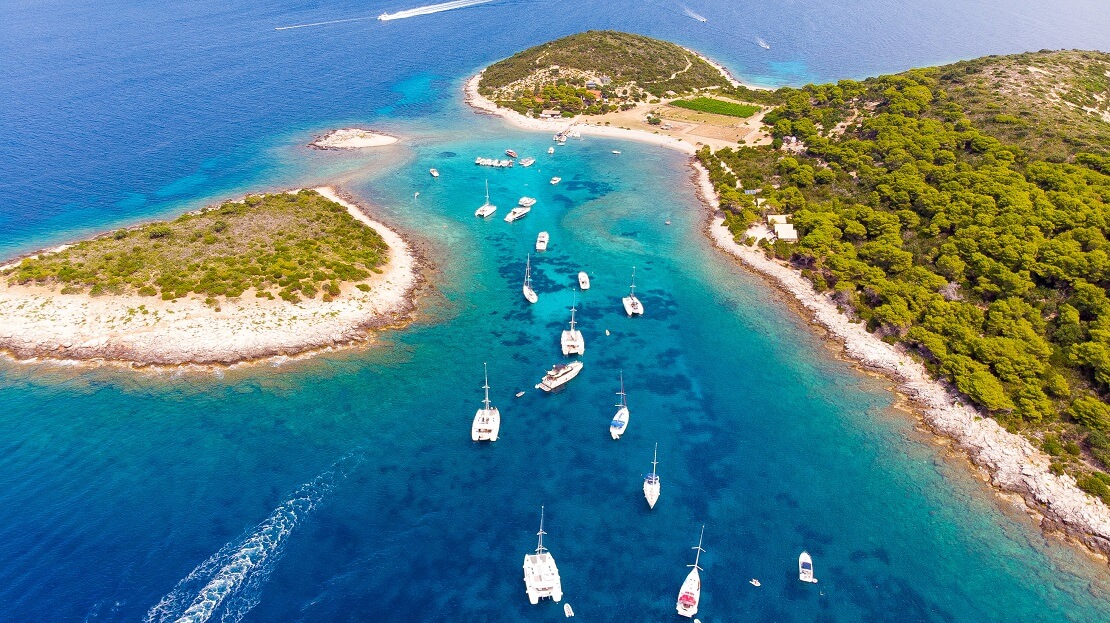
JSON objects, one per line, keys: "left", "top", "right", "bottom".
{"left": 577, "top": 271, "right": 590, "bottom": 290}
{"left": 560, "top": 297, "right": 585, "bottom": 356}
{"left": 520, "top": 157, "right": 536, "bottom": 167}
{"left": 676, "top": 526, "right": 706, "bottom": 618}
{"left": 622, "top": 267, "right": 644, "bottom": 316}
{"left": 475, "top": 179, "right": 496, "bottom": 218}
{"left": 471, "top": 363, "right": 500, "bottom": 442}
{"left": 644, "top": 442, "right": 660, "bottom": 508}
{"left": 799, "top": 551, "right": 818, "bottom": 583}
{"left": 536, "top": 361, "right": 583, "bottom": 392}
{"left": 536, "top": 231, "right": 549, "bottom": 252}
{"left": 610, "top": 371, "right": 629, "bottom": 440}
{"left": 523, "top": 506, "right": 563, "bottom": 604}
{"left": 523, "top": 254, "right": 538, "bottom": 304}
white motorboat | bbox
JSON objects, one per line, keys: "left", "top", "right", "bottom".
{"left": 610, "top": 372, "right": 630, "bottom": 439}
{"left": 523, "top": 506, "right": 563, "bottom": 604}
{"left": 644, "top": 443, "right": 660, "bottom": 508}
{"left": 550, "top": 176, "right": 561, "bottom": 185}
{"left": 548, "top": 146, "right": 556, "bottom": 154}
{"left": 536, "top": 231, "right": 550, "bottom": 252}
{"left": 471, "top": 363, "right": 500, "bottom": 442}
{"left": 577, "top": 271, "right": 590, "bottom": 290}
{"left": 475, "top": 180, "right": 496, "bottom": 218}
{"left": 622, "top": 267, "right": 644, "bottom": 316}
{"left": 518, "top": 196, "right": 537, "bottom": 207}
{"left": 560, "top": 298, "right": 585, "bottom": 356}
{"left": 799, "top": 551, "right": 817, "bottom": 583}
{"left": 515, "top": 391, "right": 526, "bottom": 398}
{"left": 520, "top": 157, "right": 536, "bottom": 167}
{"left": 676, "top": 526, "right": 706, "bottom": 618}
{"left": 523, "top": 254, "right": 538, "bottom": 304}
{"left": 506, "top": 149, "right": 518, "bottom": 158}
{"left": 749, "top": 578, "right": 761, "bottom": 587}
{"left": 536, "top": 361, "right": 583, "bottom": 392}
{"left": 505, "top": 206, "right": 531, "bottom": 222}
{"left": 612, "top": 150, "right": 622, "bottom": 154}
{"left": 429, "top": 168, "right": 439, "bottom": 177}
{"left": 564, "top": 603, "right": 574, "bottom": 617}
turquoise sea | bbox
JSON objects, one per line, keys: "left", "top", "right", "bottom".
{"left": 2, "top": 1, "right": 1110, "bottom": 621}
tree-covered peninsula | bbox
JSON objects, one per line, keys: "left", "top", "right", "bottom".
{"left": 699, "top": 49, "right": 1110, "bottom": 492}
{"left": 478, "top": 30, "right": 732, "bottom": 117}
{"left": 5, "top": 190, "right": 389, "bottom": 305}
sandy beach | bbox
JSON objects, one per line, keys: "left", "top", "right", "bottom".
{"left": 311, "top": 128, "right": 399, "bottom": 149}
{"left": 0, "top": 187, "right": 419, "bottom": 367}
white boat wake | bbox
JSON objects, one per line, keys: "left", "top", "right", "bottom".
{"left": 144, "top": 454, "right": 362, "bottom": 623}
{"left": 275, "top": 16, "right": 377, "bottom": 31}
{"left": 378, "top": 0, "right": 495, "bottom": 21}
{"left": 682, "top": 6, "right": 707, "bottom": 22}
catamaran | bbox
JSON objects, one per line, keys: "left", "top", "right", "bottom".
{"left": 536, "top": 231, "right": 549, "bottom": 252}
{"left": 523, "top": 254, "right": 538, "bottom": 304}
{"left": 799, "top": 551, "right": 817, "bottom": 583}
{"left": 676, "top": 526, "right": 706, "bottom": 618}
{"left": 610, "top": 371, "right": 630, "bottom": 440}
{"left": 471, "top": 363, "right": 500, "bottom": 442}
{"left": 550, "top": 176, "right": 561, "bottom": 185}
{"left": 577, "top": 271, "right": 590, "bottom": 290}
{"left": 536, "top": 361, "right": 583, "bottom": 392}
{"left": 520, "top": 157, "right": 536, "bottom": 167}
{"left": 622, "top": 267, "right": 644, "bottom": 316}
{"left": 505, "top": 205, "right": 531, "bottom": 222}
{"left": 644, "top": 442, "right": 660, "bottom": 508}
{"left": 475, "top": 180, "right": 496, "bottom": 218}
{"left": 523, "top": 506, "right": 563, "bottom": 604}
{"left": 560, "top": 297, "right": 585, "bottom": 356}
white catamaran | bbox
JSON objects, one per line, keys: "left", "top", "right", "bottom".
{"left": 475, "top": 179, "right": 496, "bottom": 218}
{"left": 799, "top": 551, "right": 818, "bottom": 583}
{"left": 644, "top": 442, "right": 660, "bottom": 508}
{"left": 676, "top": 526, "right": 706, "bottom": 618}
{"left": 560, "top": 297, "right": 585, "bottom": 356}
{"left": 523, "top": 506, "right": 563, "bottom": 604}
{"left": 536, "top": 361, "right": 583, "bottom": 392}
{"left": 610, "top": 371, "right": 630, "bottom": 440}
{"left": 471, "top": 363, "right": 500, "bottom": 442}
{"left": 622, "top": 267, "right": 644, "bottom": 316}
{"left": 523, "top": 254, "right": 538, "bottom": 304}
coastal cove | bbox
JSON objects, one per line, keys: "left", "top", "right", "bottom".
{"left": 4, "top": 2, "right": 1110, "bottom": 622}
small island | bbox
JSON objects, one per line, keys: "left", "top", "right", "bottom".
{"left": 467, "top": 30, "right": 774, "bottom": 152}
{"left": 0, "top": 188, "right": 418, "bottom": 366}
{"left": 311, "top": 128, "right": 398, "bottom": 149}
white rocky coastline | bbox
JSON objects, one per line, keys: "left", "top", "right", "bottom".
{"left": 310, "top": 128, "right": 398, "bottom": 150}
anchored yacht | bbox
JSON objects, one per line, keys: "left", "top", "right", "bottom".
{"left": 622, "top": 267, "right": 644, "bottom": 316}
{"left": 550, "top": 176, "right": 561, "bottom": 185}
{"left": 577, "top": 271, "right": 590, "bottom": 290}
{"left": 506, "top": 149, "right": 519, "bottom": 158}
{"left": 471, "top": 363, "right": 500, "bottom": 442}
{"left": 536, "top": 361, "right": 583, "bottom": 392}
{"left": 610, "top": 372, "right": 630, "bottom": 440}
{"left": 505, "top": 205, "right": 531, "bottom": 222}
{"left": 560, "top": 298, "right": 585, "bottom": 356}
{"left": 520, "top": 157, "right": 536, "bottom": 167}
{"left": 523, "top": 254, "right": 538, "bottom": 304}
{"left": 429, "top": 168, "right": 439, "bottom": 177}
{"left": 536, "top": 231, "right": 549, "bottom": 252}
{"left": 676, "top": 526, "right": 706, "bottom": 618}
{"left": 799, "top": 551, "right": 817, "bottom": 583}
{"left": 518, "top": 196, "right": 537, "bottom": 207}
{"left": 644, "top": 443, "right": 660, "bottom": 508}
{"left": 523, "top": 506, "right": 563, "bottom": 604}
{"left": 475, "top": 180, "right": 496, "bottom": 218}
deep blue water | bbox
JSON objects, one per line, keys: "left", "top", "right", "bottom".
{"left": 2, "top": 1, "right": 1110, "bottom": 621}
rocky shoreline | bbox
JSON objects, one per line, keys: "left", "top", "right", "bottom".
{"left": 310, "top": 128, "right": 398, "bottom": 150}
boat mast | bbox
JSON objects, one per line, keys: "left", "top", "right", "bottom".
{"left": 482, "top": 362, "right": 491, "bottom": 411}
{"left": 690, "top": 525, "right": 705, "bottom": 570}
{"left": 485, "top": 179, "right": 490, "bottom": 205}
{"left": 630, "top": 266, "right": 637, "bottom": 297}
{"left": 651, "top": 442, "right": 658, "bottom": 478}
{"left": 536, "top": 505, "right": 548, "bottom": 554}
{"left": 525, "top": 254, "right": 532, "bottom": 287}
{"left": 569, "top": 292, "right": 577, "bottom": 332}
{"left": 616, "top": 371, "right": 626, "bottom": 408}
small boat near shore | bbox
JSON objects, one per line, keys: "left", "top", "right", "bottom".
{"left": 644, "top": 443, "right": 660, "bottom": 508}
{"left": 610, "top": 372, "right": 630, "bottom": 439}
{"left": 471, "top": 363, "right": 500, "bottom": 442}
{"left": 523, "top": 254, "right": 538, "bottom": 304}
{"left": 577, "top": 271, "right": 590, "bottom": 290}
{"left": 536, "top": 361, "right": 583, "bottom": 392}
{"left": 676, "top": 526, "right": 706, "bottom": 618}
{"left": 429, "top": 168, "right": 439, "bottom": 177}
{"left": 476, "top": 157, "right": 514, "bottom": 167}
{"left": 520, "top": 157, "right": 536, "bottom": 167}
{"left": 523, "top": 506, "right": 563, "bottom": 604}
{"left": 475, "top": 179, "right": 496, "bottom": 218}
{"left": 550, "top": 176, "right": 561, "bottom": 185}
{"left": 799, "top": 551, "right": 818, "bottom": 583}
{"left": 622, "top": 267, "right": 644, "bottom": 316}
{"left": 548, "top": 146, "right": 556, "bottom": 154}
{"left": 536, "top": 231, "right": 549, "bottom": 252}
{"left": 506, "top": 149, "right": 519, "bottom": 158}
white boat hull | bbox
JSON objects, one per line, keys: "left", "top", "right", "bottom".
{"left": 610, "top": 406, "right": 629, "bottom": 439}
{"left": 523, "top": 552, "right": 563, "bottom": 604}
{"left": 577, "top": 272, "right": 590, "bottom": 290}
{"left": 523, "top": 285, "right": 538, "bottom": 304}
{"left": 799, "top": 551, "right": 818, "bottom": 583}
{"left": 536, "top": 361, "right": 583, "bottom": 392}
{"left": 505, "top": 207, "right": 531, "bottom": 222}
{"left": 623, "top": 295, "right": 643, "bottom": 316}
{"left": 471, "top": 407, "right": 500, "bottom": 442}
{"left": 475, "top": 204, "right": 496, "bottom": 218}
{"left": 644, "top": 476, "right": 660, "bottom": 508}
{"left": 676, "top": 567, "right": 700, "bottom": 617}
{"left": 536, "top": 232, "right": 549, "bottom": 252}
{"left": 561, "top": 330, "right": 585, "bottom": 356}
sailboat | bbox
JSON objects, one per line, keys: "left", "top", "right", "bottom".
{"left": 610, "top": 371, "right": 630, "bottom": 440}
{"left": 471, "top": 363, "right": 500, "bottom": 442}
{"left": 560, "top": 295, "right": 585, "bottom": 356}
{"left": 523, "top": 506, "right": 563, "bottom": 604}
{"left": 622, "top": 267, "right": 644, "bottom": 316}
{"left": 643, "top": 443, "right": 660, "bottom": 508}
{"left": 676, "top": 526, "right": 706, "bottom": 618}
{"left": 475, "top": 179, "right": 496, "bottom": 217}
{"left": 523, "top": 254, "right": 539, "bottom": 304}
{"left": 799, "top": 551, "right": 818, "bottom": 583}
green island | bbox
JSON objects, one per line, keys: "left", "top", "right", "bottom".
{"left": 698, "top": 49, "right": 1110, "bottom": 494}
{"left": 478, "top": 30, "right": 732, "bottom": 117}
{"left": 3, "top": 189, "right": 388, "bottom": 305}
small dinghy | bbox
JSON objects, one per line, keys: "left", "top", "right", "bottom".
{"left": 563, "top": 603, "right": 574, "bottom": 617}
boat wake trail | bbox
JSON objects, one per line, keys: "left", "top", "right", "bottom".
{"left": 144, "top": 453, "right": 363, "bottom": 623}
{"left": 275, "top": 16, "right": 378, "bottom": 30}
{"left": 682, "top": 6, "right": 708, "bottom": 22}
{"left": 378, "top": 0, "right": 495, "bottom": 21}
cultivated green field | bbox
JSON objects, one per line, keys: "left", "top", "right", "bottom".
{"left": 4, "top": 190, "right": 389, "bottom": 304}
{"left": 670, "top": 97, "right": 759, "bottom": 118}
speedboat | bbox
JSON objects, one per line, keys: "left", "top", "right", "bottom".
{"left": 550, "top": 177, "right": 561, "bottom": 185}
{"left": 475, "top": 180, "right": 496, "bottom": 218}
{"left": 799, "top": 551, "right": 817, "bottom": 583}
{"left": 676, "top": 526, "right": 706, "bottom": 618}
{"left": 471, "top": 363, "right": 500, "bottom": 442}
{"left": 610, "top": 372, "right": 629, "bottom": 440}
{"left": 644, "top": 443, "right": 660, "bottom": 508}
{"left": 560, "top": 299, "right": 584, "bottom": 356}
{"left": 548, "top": 146, "right": 556, "bottom": 154}
{"left": 622, "top": 267, "right": 644, "bottom": 316}
{"left": 518, "top": 196, "right": 537, "bottom": 207}
{"left": 749, "top": 578, "right": 761, "bottom": 587}
{"left": 429, "top": 168, "right": 439, "bottom": 177}
{"left": 520, "top": 157, "right": 536, "bottom": 167}
{"left": 536, "top": 361, "right": 583, "bottom": 392}
{"left": 523, "top": 254, "right": 538, "bottom": 304}
{"left": 536, "top": 231, "right": 549, "bottom": 252}
{"left": 506, "top": 149, "right": 518, "bottom": 158}
{"left": 505, "top": 206, "right": 531, "bottom": 222}
{"left": 523, "top": 506, "right": 563, "bottom": 604}
{"left": 612, "top": 150, "right": 622, "bottom": 154}
{"left": 577, "top": 271, "right": 590, "bottom": 290}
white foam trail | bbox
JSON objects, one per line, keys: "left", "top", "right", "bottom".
{"left": 378, "top": 0, "right": 495, "bottom": 21}
{"left": 682, "top": 6, "right": 707, "bottom": 22}
{"left": 145, "top": 455, "right": 362, "bottom": 623}
{"left": 275, "top": 16, "right": 377, "bottom": 31}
